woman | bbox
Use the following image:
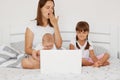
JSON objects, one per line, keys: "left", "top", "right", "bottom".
{"left": 21, "top": 0, "right": 62, "bottom": 69}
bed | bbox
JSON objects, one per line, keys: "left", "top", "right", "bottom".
{"left": 0, "top": 26, "right": 120, "bottom": 80}
{"left": 0, "top": 58, "right": 120, "bottom": 80}
{"left": 0, "top": 40, "right": 120, "bottom": 80}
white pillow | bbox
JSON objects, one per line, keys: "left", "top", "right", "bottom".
{"left": 10, "top": 41, "right": 25, "bottom": 54}
{"left": 93, "top": 45, "right": 108, "bottom": 55}
{"left": 0, "top": 45, "right": 19, "bottom": 65}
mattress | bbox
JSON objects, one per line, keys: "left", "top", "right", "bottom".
{"left": 0, "top": 58, "right": 120, "bottom": 80}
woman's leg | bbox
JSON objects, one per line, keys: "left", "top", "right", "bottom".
{"left": 21, "top": 56, "right": 40, "bottom": 69}
{"left": 82, "top": 58, "right": 93, "bottom": 66}
{"left": 21, "top": 57, "right": 33, "bottom": 69}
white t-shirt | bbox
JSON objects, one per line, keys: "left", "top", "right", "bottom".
{"left": 35, "top": 44, "right": 57, "bottom": 50}
{"left": 27, "top": 20, "right": 54, "bottom": 48}
{"left": 70, "top": 39, "right": 93, "bottom": 58}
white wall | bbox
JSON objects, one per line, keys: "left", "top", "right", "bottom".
{"left": 55, "top": 0, "right": 120, "bottom": 31}
{"left": 118, "top": 26, "right": 120, "bottom": 58}
{"left": 55, "top": 0, "right": 120, "bottom": 58}
{"left": 0, "top": 0, "right": 120, "bottom": 57}
{"left": 0, "top": 0, "right": 39, "bottom": 44}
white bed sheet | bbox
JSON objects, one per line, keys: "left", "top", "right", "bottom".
{"left": 0, "top": 58, "right": 120, "bottom": 80}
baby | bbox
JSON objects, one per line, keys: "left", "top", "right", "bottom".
{"left": 22, "top": 33, "right": 56, "bottom": 69}
{"left": 35, "top": 33, "right": 56, "bottom": 50}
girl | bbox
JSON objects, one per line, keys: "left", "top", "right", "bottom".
{"left": 69, "top": 21, "right": 110, "bottom": 67}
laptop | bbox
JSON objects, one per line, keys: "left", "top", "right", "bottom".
{"left": 40, "top": 50, "right": 82, "bottom": 74}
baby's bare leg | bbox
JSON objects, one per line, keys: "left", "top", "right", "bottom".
{"left": 99, "top": 53, "right": 110, "bottom": 66}
{"left": 82, "top": 58, "right": 93, "bottom": 66}
{"left": 22, "top": 56, "right": 40, "bottom": 69}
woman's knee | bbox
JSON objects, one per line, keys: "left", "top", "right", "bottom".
{"left": 21, "top": 58, "right": 34, "bottom": 69}
{"left": 21, "top": 58, "right": 27, "bottom": 68}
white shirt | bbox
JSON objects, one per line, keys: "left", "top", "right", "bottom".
{"left": 35, "top": 44, "right": 57, "bottom": 50}
{"left": 70, "top": 39, "right": 93, "bottom": 58}
{"left": 27, "top": 20, "right": 54, "bottom": 48}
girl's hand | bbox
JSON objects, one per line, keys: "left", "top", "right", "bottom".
{"left": 48, "top": 12, "right": 59, "bottom": 27}
{"left": 32, "top": 50, "right": 40, "bottom": 62}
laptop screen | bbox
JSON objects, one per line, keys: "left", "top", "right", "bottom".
{"left": 40, "top": 50, "right": 82, "bottom": 74}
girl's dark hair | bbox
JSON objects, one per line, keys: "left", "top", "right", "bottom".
{"left": 35, "top": 0, "right": 55, "bottom": 27}
{"left": 75, "top": 21, "right": 90, "bottom": 49}
{"left": 76, "top": 41, "right": 90, "bottom": 50}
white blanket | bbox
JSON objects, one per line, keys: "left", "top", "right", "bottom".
{"left": 0, "top": 44, "right": 120, "bottom": 80}
{"left": 0, "top": 58, "right": 120, "bottom": 80}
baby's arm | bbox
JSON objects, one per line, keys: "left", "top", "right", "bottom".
{"left": 69, "top": 44, "right": 75, "bottom": 50}
{"left": 42, "top": 47, "right": 48, "bottom": 50}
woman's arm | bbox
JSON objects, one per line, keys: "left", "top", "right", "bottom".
{"left": 25, "top": 27, "right": 40, "bottom": 61}
{"left": 49, "top": 13, "right": 62, "bottom": 49}
{"left": 89, "top": 50, "right": 98, "bottom": 62}
{"left": 53, "top": 24, "right": 62, "bottom": 48}
{"left": 25, "top": 27, "right": 34, "bottom": 55}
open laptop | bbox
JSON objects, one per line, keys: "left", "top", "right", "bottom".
{"left": 40, "top": 50, "right": 82, "bottom": 74}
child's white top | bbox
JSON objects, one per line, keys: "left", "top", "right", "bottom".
{"left": 70, "top": 39, "right": 93, "bottom": 58}
{"left": 27, "top": 20, "right": 54, "bottom": 48}
{"left": 35, "top": 44, "right": 57, "bottom": 50}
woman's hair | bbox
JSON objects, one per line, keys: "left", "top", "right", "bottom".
{"left": 35, "top": 0, "right": 55, "bottom": 27}
{"left": 75, "top": 21, "right": 90, "bottom": 49}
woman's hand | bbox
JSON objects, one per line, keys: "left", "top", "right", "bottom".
{"left": 48, "top": 12, "right": 62, "bottom": 49}
{"left": 32, "top": 50, "right": 40, "bottom": 62}
{"left": 48, "top": 12, "right": 59, "bottom": 27}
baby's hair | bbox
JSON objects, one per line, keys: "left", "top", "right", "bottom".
{"left": 42, "top": 33, "right": 54, "bottom": 43}
{"left": 75, "top": 21, "right": 90, "bottom": 50}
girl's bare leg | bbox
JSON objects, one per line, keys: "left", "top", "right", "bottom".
{"left": 102, "top": 61, "right": 110, "bottom": 66}
{"left": 99, "top": 53, "right": 110, "bottom": 66}
{"left": 82, "top": 58, "right": 93, "bottom": 66}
